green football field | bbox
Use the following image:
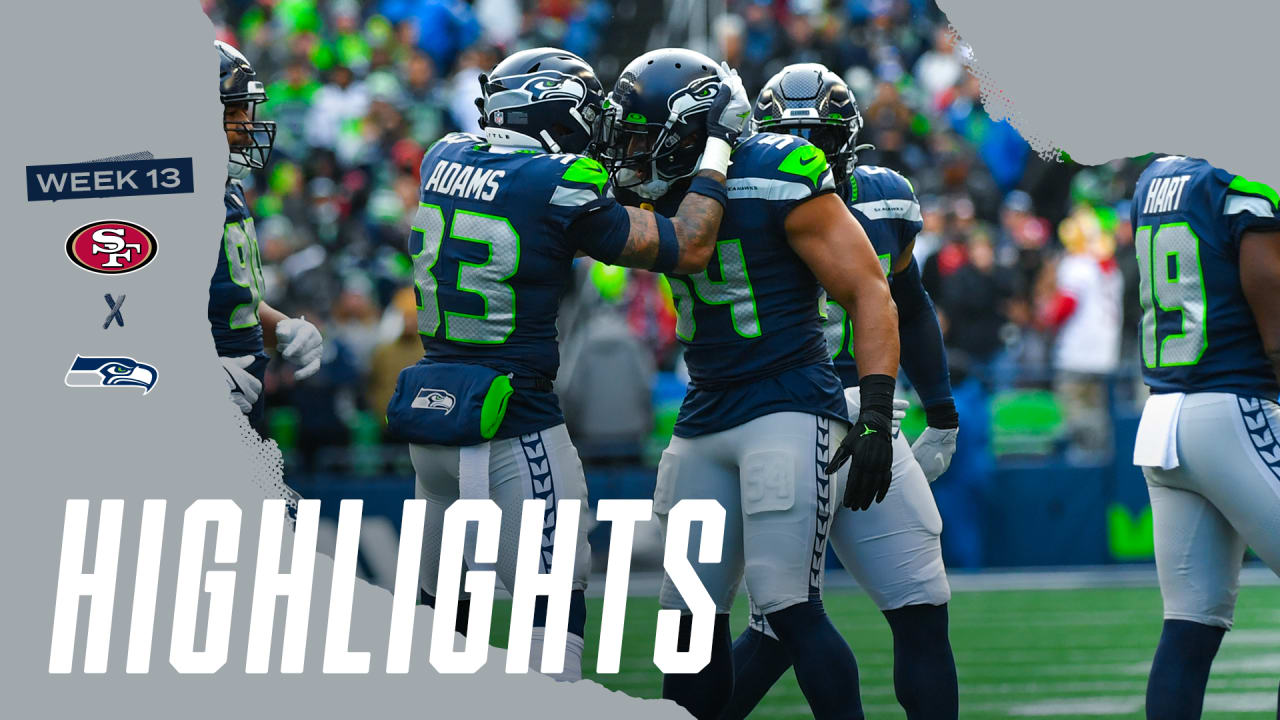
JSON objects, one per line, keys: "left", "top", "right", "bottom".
{"left": 491, "top": 580, "right": 1280, "bottom": 718}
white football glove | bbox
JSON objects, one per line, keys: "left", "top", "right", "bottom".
{"left": 912, "top": 426, "right": 958, "bottom": 483}
{"left": 276, "top": 315, "right": 323, "bottom": 380}
{"left": 892, "top": 397, "right": 909, "bottom": 436}
{"left": 221, "top": 355, "right": 261, "bottom": 415}
{"left": 705, "top": 61, "right": 752, "bottom": 143}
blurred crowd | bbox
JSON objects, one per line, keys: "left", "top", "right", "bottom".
{"left": 205, "top": 0, "right": 1148, "bottom": 468}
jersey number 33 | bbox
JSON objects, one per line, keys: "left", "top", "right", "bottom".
{"left": 411, "top": 202, "right": 519, "bottom": 344}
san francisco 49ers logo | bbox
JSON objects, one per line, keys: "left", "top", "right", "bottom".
{"left": 65, "top": 220, "right": 157, "bottom": 274}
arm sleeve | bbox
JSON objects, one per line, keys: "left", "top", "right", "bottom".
{"left": 551, "top": 156, "right": 631, "bottom": 263}
{"left": 891, "top": 256, "right": 953, "bottom": 408}
{"left": 566, "top": 199, "right": 631, "bottom": 264}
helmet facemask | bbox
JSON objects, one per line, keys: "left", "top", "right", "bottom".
{"left": 223, "top": 92, "right": 277, "bottom": 179}
{"left": 596, "top": 72, "right": 718, "bottom": 201}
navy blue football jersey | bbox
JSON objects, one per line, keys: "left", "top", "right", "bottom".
{"left": 209, "top": 181, "right": 269, "bottom": 427}
{"left": 210, "top": 182, "right": 268, "bottom": 358}
{"left": 825, "top": 165, "right": 923, "bottom": 388}
{"left": 1131, "top": 156, "right": 1280, "bottom": 400}
{"left": 410, "top": 132, "right": 632, "bottom": 438}
{"left": 658, "top": 132, "right": 848, "bottom": 437}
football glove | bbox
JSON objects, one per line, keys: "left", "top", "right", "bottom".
{"left": 276, "top": 315, "right": 323, "bottom": 380}
{"left": 827, "top": 374, "right": 896, "bottom": 511}
{"left": 892, "top": 397, "right": 908, "bottom": 436}
{"left": 221, "top": 355, "right": 261, "bottom": 415}
{"left": 912, "top": 400, "right": 960, "bottom": 483}
{"left": 705, "top": 62, "right": 751, "bottom": 144}
{"left": 912, "top": 427, "right": 958, "bottom": 483}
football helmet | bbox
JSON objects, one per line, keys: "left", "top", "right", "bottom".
{"left": 596, "top": 48, "right": 721, "bottom": 200}
{"left": 217, "top": 40, "right": 276, "bottom": 179}
{"left": 475, "top": 47, "right": 604, "bottom": 154}
{"left": 753, "top": 63, "right": 869, "bottom": 185}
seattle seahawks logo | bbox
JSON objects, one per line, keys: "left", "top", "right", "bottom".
{"left": 522, "top": 72, "right": 586, "bottom": 102}
{"left": 667, "top": 76, "right": 720, "bottom": 120}
{"left": 489, "top": 71, "right": 585, "bottom": 112}
{"left": 412, "top": 388, "right": 456, "bottom": 414}
{"left": 64, "top": 355, "right": 157, "bottom": 394}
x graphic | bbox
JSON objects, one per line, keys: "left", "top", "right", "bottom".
{"left": 102, "top": 293, "right": 125, "bottom": 330}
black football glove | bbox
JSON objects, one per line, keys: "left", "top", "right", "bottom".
{"left": 825, "top": 374, "right": 897, "bottom": 511}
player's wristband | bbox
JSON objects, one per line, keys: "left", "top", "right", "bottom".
{"left": 924, "top": 399, "right": 959, "bottom": 430}
{"left": 857, "top": 373, "right": 897, "bottom": 423}
{"left": 652, "top": 212, "right": 680, "bottom": 273}
{"left": 686, "top": 174, "right": 727, "bottom": 209}
{"left": 695, "top": 136, "right": 732, "bottom": 178}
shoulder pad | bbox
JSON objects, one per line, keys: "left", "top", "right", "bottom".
{"left": 734, "top": 133, "right": 833, "bottom": 191}
{"left": 559, "top": 155, "right": 608, "bottom": 193}
{"left": 852, "top": 165, "right": 917, "bottom": 202}
{"left": 528, "top": 153, "right": 609, "bottom": 208}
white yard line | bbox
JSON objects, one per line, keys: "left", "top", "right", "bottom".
{"left": 597, "top": 564, "right": 1278, "bottom": 597}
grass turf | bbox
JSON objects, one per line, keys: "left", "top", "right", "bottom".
{"left": 490, "top": 584, "right": 1280, "bottom": 718}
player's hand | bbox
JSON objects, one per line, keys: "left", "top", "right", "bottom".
{"left": 912, "top": 426, "right": 958, "bottom": 483}
{"left": 221, "top": 355, "right": 261, "bottom": 415}
{"left": 891, "top": 397, "right": 909, "bottom": 436}
{"left": 705, "top": 62, "right": 751, "bottom": 144}
{"left": 276, "top": 315, "right": 323, "bottom": 380}
{"left": 829, "top": 408, "right": 894, "bottom": 511}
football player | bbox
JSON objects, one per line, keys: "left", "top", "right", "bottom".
{"left": 597, "top": 49, "right": 900, "bottom": 719}
{"left": 1130, "top": 156, "right": 1280, "bottom": 719}
{"left": 214, "top": 40, "right": 323, "bottom": 430}
{"left": 724, "top": 64, "right": 959, "bottom": 720}
{"left": 404, "top": 47, "right": 748, "bottom": 681}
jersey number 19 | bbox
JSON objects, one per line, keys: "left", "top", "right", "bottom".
{"left": 1136, "top": 222, "right": 1208, "bottom": 368}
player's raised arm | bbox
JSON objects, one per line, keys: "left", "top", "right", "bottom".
{"left": 1240, "top": 229, "right": 1280, "bottom": 383}
{"left": 616, "top": 169, "right": 725, "bottom": 273}
{"left": 786, "top": 190, "right": 900, "bottom": 509}
{"left": 578, "top": 62, "right": 750, "bottom": 274}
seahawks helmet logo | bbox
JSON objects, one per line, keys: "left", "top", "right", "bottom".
{"left": 667, "top": 76, "right": 720, "bottom": 120}
{"left": 491, "top": 71, "right": 586, "bottom": 106}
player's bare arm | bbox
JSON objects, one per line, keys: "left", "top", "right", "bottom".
{"left": 1240, "top": 229, "right": 1280, "bottom": 382}
{"left": 618, "top": 168, "right": 727, "bottom": 273}
{"left": 258, "top": 301, "right": 287, "bottom": 349}
{"left": 787, "top": 192, "right": 900, "bottom": 376}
